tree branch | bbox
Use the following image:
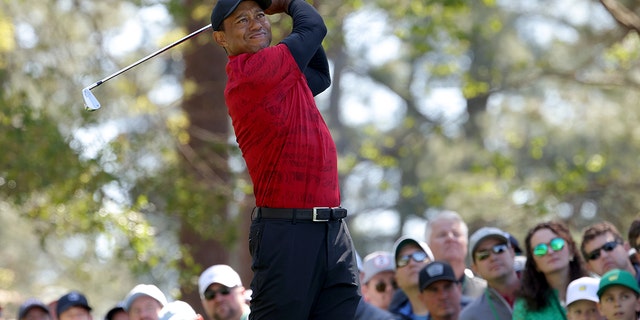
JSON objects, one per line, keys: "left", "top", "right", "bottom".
{"left": 599, "top": 0, "right": 640, "bottom": 33}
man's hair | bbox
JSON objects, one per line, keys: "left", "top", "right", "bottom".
{"left": 424, "top": 210, "right": 468, "bottom": 244}
{"left": 628, "top": 219, "right": 640, "bottom": 249}
{"left": 580, "top": 221, "right": 623, "bottom": 259}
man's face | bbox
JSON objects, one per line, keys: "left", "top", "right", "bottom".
{"left": 59, "top": 308, "right": 91, "bottom": 320}
{"left": 23, "top": 308, "right": 51, "bottom": 320}
{"left": 128, "top": 296, "right": 162, "bottom": 320}
{"left": 583, "top": 232, "right": 629, "bottom": 276}
{"left": 213, "top": 1, "right": 272, "bottom": 56}
{"left": 471, "top": 238, "right": 515, "bottom": 283}
{"left": 110, "top": 311, "right": 128, "bottom": 320}
{"left": 418, "top": 281, "right": 461, "bottom": 320}
{"left": 361, "top": 271, "right": 396, "bottom": 310}
{"left": 427, "top": 219, "right": 467, "bottom": 264}
{"left": 395, "top": 244, "right": 431, "bottom": 291}
{"left": 200, "top": 284, "right": 245, "bottom": 320}
{"left": 634, "top": 235, "right": 640, "bottom": 264}
{"left": 598, "top": 286, "right": 640, "bottom": 320}
{"left": 567, "top": 300, "right": 604, "bottom": 320}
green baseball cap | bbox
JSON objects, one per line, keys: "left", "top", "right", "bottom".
{"left": 597, "top": 269, "right": 640, "bottom": 297}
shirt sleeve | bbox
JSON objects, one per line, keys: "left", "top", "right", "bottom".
{"left": 281, "top": 0, "right": 331, "bottom": 96}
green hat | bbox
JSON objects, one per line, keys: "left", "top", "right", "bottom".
{"left": 597, "top": 269, "right": 640, "bottom": 297}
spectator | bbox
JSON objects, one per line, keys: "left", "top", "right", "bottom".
{"left": 628, "top": 219, "right": 640, "bottom": 266}
{"left": 361, "top": 251, "right": 397, "bottom": 310}
{"left": 596, "top": 269, "right": 640, "bottom": 320}
{"left": 18, "top": 298, "right": 52, "bottom": 320}
{"left": 425, "top": 211, "right": 486, "bottom": 298}
{"left": 513, "top": 221, "right": 588, "bottom": 319}
{"left": 56, "top": 292, "right": 93, "bottom": 320}
{"left": 565, "top": 277, "right": 603, "bottom": 320}
{"left": 580, "top": 221, "right": 640, "bottom": 284}
{"left": 418, "top": 261, "right": 466, "bottom": 320}
{"left": 104, "top": 302, "right": 127, "bottom": 320}
{"left": 158, "top": 301, "right": 203, "bottom": 320}
{"left": 124, "top": 284, "right": 167, "bottom": 320}
{"left": 388, "top": 236, "right": 435, "bottom": 319}
{"left": 198, "top": 265, "right": 250, "bottom": 320}
{"left": 460, "top": 227, "right": 521, "bottom": 320}
{"left": 353, "top": 251, "right": 398, "bottom": 320}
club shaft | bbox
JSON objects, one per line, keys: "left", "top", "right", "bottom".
{"left": 87, "top": 24, "right": 212, "bottom": 90}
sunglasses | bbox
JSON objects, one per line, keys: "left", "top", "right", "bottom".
{"left": 533, "top": 237, "right": 566, "bottom": 257}
{"left": 475, "top": 243, "right": 509, "bottom": 261}
{"left": 585, "top": 240, "right": 622, "bottom": 261}
{"left": 204, "top": 286, "right": 233, "bottom": 300}
{"left": 396, "top": 251, "right": 429, "bottom": 268}
{"left": 374, "top": 280, "right": 398, "bottom": 293}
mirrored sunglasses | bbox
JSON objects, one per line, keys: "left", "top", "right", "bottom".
{"left": 396, "top": 251, "right": 429, "bottom": 268}
{"left": 475, "top": 243, "right": 509, "bottom": 261}
{"left": 533, "top": 237, "right": 565, "bottom": 257}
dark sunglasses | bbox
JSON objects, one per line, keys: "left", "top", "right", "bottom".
{"left": 585, "top": 240, "right": 622, "bottom": 261}
{"left": 374, "top": 280, "right": 398, "bottom": 293}
{"left": 533, "top": 237, "right": 566, "bottom": 257}
{"left": 396, "top": 251, "right": 429, "bottom": 268}
{"left": 204, "top": 286, "right": 232, "bottom": 300}
{"left": 475, "top": 243, "right": 509, "bottom": 261}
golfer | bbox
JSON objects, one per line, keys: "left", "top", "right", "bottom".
{"left": 210, "top": 0, "right": 360, "bottom": 319}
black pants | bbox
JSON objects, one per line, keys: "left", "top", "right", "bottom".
{"left": 248, "top": 213, "right": 360, "bottom": 319}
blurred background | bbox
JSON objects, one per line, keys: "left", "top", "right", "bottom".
{"left": 1, "top": 0, "right": 639, "bottom": 318}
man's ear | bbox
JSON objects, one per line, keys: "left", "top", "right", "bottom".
{"left": 213, "top": 31, "right": 227, "bottom": 47}
{"left": 585, "top": 259, "right": 595, "bottom": 273}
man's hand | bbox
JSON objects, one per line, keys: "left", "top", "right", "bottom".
{"left": 264, "top": 0, "right": 293, "bottom": 15}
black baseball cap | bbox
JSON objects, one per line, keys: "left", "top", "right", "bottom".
{"left": 211, "top": 0, "right": 272, "bottom": 31}
{"left": 56, "top": 292, "right": 92, "bottom": 317}
{"left": 419, "top": 261, "right": 458, "bottom": 292}
{"left": 104, "top": 302, "right": 125, "bottom": 320}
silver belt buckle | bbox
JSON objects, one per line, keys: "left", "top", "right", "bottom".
{"left": 312, "top": 207, "right": 330, "bottom": 222}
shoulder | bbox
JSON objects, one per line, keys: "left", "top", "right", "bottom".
{"left": 355, "top": 300, "right": 398, "bottom": 320}
{"left": 459, "top": 295, "right": 488, "bottom": 320}
{"left": 462, "top": 271, "right": 487, "bottom": 298}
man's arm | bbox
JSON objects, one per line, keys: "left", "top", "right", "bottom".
{"left": 280, "top": 0, "right": 331, "bottom": 95}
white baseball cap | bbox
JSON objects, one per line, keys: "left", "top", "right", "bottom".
{"left": 158, "top": 301, "right": 197, "bottom": 320}
{"left": 198, "top": 265, "right": 243, "bottom": 299}
{"left": 124, "top": 284, "right": 168, "bottom": 312}
{"left": 361, "top": 251, "right": 395, "bottom": 284}
{"left": 392, "top": 236, "right": 435, "bottom": 268}
{"left": 566, "top": 277, "right": 600, "bottom": 306}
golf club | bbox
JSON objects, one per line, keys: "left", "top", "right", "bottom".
{"left": 82, "top": 24, "right": 212, "bottom": 111}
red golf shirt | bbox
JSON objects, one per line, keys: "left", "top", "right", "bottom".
{"left": 224, "top": 44, "right": 339, "bottom": 208}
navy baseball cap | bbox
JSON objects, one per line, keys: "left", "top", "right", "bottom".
{"left": 211, "top": 0, "right": 272, "bottom": 31}
{"left": 419, "top": 261, "right": 458, "bottom": 292}
{"left": 56, "top": 291, "right": 92, "bottom": 317}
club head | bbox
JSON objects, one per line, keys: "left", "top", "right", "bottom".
{"left": 82, "top": 87, "right": 101, "bottom": 111}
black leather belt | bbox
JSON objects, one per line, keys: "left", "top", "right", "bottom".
{"left": 254, "top": 207, "right": 347, "bottom": 222}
